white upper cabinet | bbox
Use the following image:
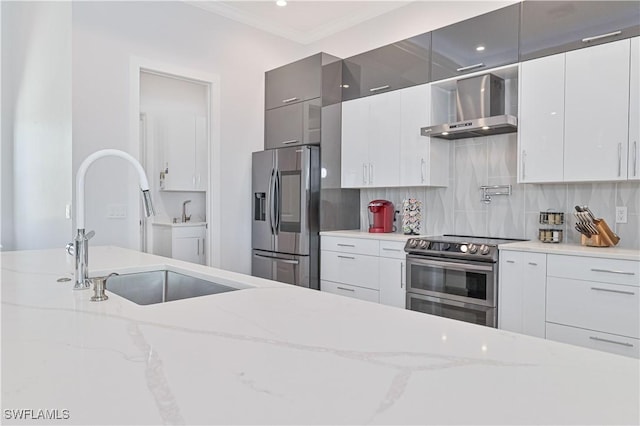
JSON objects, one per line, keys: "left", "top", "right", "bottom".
{"left": 518, "top": 54, "right": 565, "bottom": 183}
{"left": 341, "top": 90, "right": 401, "bottom": 188}
{"left": 518, "top": 38, "right": 636, "bottom": 183}
{"left": 342, "top": 84, "right": 449, "bottom": 189}
{"left": 161, "top": 114, "right": 208, "bottom": 191}
{"left": 564, "top": 39, "right": 630, "bottom": 182}
{"left": 629, "top": 37, "right": 640, "bottom": 180}
{"left": 399, "top": 84, "right": 449, "bottom": 187}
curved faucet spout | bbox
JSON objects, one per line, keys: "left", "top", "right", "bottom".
{"left": 76, "top": 149, "right": 154, "bottom": 230}
{"left": 73, "top": 149, "right": 155, "bottom": 290}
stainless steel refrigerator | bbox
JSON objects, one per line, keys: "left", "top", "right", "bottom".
{"left": 251, "top": 145, "right": 319, "bottom": 289}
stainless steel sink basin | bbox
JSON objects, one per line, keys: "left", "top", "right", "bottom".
{"left": 106, "top": 270, "right": 240, "bottom": 305}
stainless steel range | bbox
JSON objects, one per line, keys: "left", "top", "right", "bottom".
{"left": 404, "top": 234, "right": 524, "bottom": 327}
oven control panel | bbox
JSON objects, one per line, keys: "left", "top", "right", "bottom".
{"left": 404, "top": 238, "right": 498, "bottom": 261}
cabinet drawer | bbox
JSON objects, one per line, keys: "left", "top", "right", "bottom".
{"left": 171, "top": 225, "right": 206, "bottom": 239}
{"left": 321, "top": 236, "right": 379, "bottom": 256}
{"left": 379, "top": 241, "right": 406, "bottom": 259}
{"left": 547, "top": 255, "right": 639, "bottom": 286}
{"left": 320, "top": 250, "right": 379, "bottom": 290}
{"left": 320, "top": 280, "right": 379, "bottom": 303}
{"left": 547, "top": 277, "right": 639, "bottom": 338}
{"left": 546, "top": 322, "right": 640, "bottom": 359}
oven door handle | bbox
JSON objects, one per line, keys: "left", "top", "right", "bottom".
{"left": 407, "top": 257, "right": 494, "bottom": 273}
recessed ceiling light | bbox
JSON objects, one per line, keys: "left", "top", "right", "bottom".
{"left": 476, "top": 45, "right": 485, "bottom": 52}
{"left": 276, "top": 0, "right": 287, "bottom": 6}
{"left": 482, "top": 126, "right": 490, "bottom": 130}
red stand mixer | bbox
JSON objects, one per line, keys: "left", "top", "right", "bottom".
{"left": 368, "top": 200, "right": 395, "bottom": 233}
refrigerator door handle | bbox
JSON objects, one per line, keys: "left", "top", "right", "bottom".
{"left": 253, "top": 253, "right": 299, "bottom": 265}
{"left": 274, "top": 169, "right": 281, "bottom": 234}
{"left": 268, "top": 168, "right": 276, "bottom": 235}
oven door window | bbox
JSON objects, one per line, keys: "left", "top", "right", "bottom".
{"left": 408, "top": 294, "right": 496, "bottom": 327}
{"left": 407, "top": 258, "right": 494, "bottom": 304}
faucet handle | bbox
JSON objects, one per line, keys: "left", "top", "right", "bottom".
{"left": 86, "top": 230, "right": 95, "bottom": 240}
{"left": 65, "top": 242, "right": 75, "bottom": 256}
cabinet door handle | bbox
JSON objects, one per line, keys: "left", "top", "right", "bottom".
{"left": 456, "top": 63, "right": 485, "bottom": 72}
{"left": 382, "top": 248, "right": 401, "bottom": 252}
{"left": 337, "top": 243, "right": 355, "bottom": 247}
{"left": 281, "top": 140, "right": 299, "bottom": 145}
{"left": 618, "top": 142, "right": 622, "bottom": 177}
{"left": 590, "top": 286, "right": 635, "bottom": 296}
{"left": 369, "top": 85, "right": 390, "bottom": 93}
{"left": 506, "top": 260, "right": 516, "bottom": 264}
{"left": 590, "top": 268, "right": 635, "bottom": 276}
{"left": 337, "top": 286, "right": 355, "bottom": 292}
{"left": 521, "top": 150, "right": 526, "bottom": 180}
{"left": 528, "top": 262, "right": 538, "bottom": 266}
{"left": 581, "top": 30, "right": 622, "bottom": 43}
{"left": 201, "top": 238, "right": 205, "bottom": 257}
{"left": 369, "top": 163, "right": 373, "bottom": 184}
{"left": 589, "top": 336, "right": 633, "bottom": 347}
{"left": 282, "top": 97, "right": 298, "bottom": 104}
{"left": 421, "top": 158, "right": 426, "bottom": 183}
{"left": 634, "top": 141, "right": 638, "bottom": 177}
{"left": 197, "top": 239, "right": 200, "bottom": 255}
{"left": 337, "top": 255, "right": 356, "bottom": 260}
{"left": 363, "top": 164, "right": 368, "bottom": 185}
{"left": 400, "top": 261, "right": 405, "bottom": 288}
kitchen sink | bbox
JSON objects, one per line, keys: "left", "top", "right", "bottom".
{"left": 105, "top": 270, "right": 240, "bottom": 305}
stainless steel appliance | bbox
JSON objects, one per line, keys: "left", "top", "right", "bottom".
{"left": 421, "top": 73, "right": 517, "bottom": 140}
{"left": 404, "top": 234, "right": 523, "bottom": 327}
{"left": 252, "top": 145, "right": 319, "bottom": 289}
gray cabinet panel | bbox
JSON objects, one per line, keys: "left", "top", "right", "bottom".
{"left": 520, "top": 1, "right": 640, "bottom": 61}
{"left": 342, "top": 33, "right": 431, "bottom": 101}
{"left": 265, "top": 99, "right": 321, "bottom": 150}
{"left": 431, "top": 3, "right": 520, "bottom": 82}
{"left": 265, "top": 54, "right": 322, "bottom": 110}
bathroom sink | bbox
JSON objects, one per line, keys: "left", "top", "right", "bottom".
{"left": 106, "top": 270, "right": 240, "bottom": 305}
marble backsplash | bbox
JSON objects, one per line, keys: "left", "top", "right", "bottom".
{"left": 359, "top": 133, "right": 640, "bottom": 249}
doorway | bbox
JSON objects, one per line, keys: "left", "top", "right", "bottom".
{"left": 130, "top": 58, "right": 221, "bottom": 267}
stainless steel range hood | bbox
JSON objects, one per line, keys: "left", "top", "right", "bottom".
{"left": 421, "top": 73, "right": 517, "bottom": 140}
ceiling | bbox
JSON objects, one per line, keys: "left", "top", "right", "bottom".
{"left": 185, "top": 1, "right": 414, "bottom": 44}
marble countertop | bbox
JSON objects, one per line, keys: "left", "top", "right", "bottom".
{"left": 320, "top": 230, "right": 423, "bottom": 242}
{"left": 499, "top": 240, "right": 640, "bottom": 261}
{"left": 2, "top": 247, "right": 639, "bottom": 425}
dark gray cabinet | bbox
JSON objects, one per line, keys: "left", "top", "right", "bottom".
{"left": 341, "top": 33, "right": 431, "bottom": 101}
{"left": 265, "top": 53, "right": 341, "bottom": 110}
{"left": 265, "top": 99, "right": 321, "bottom": 149}
{"left": 431, "top": 3, "right": 520, "bottom": 82}
{"left": 520, "top": 1, "right": 640, "bottom": 62}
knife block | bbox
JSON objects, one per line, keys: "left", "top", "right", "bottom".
{"left": 580, "top": 219, "right": 620, "bottom": 247}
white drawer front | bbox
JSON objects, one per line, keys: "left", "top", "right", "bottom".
{"left": 321, "top": 236, "right": 379, "bottom": 256}
{"left": 379, "top": 240, "right": 406, "bottom": 259}
{"left": 172, "top": 225, "right": 206, "bottom": 239}
{"left": 546, "top": 322, "right": 640, "bottom": 359}
{"left": 320, "top": 280, "right": 379, "bottom": 303}
{"left": 547, "top": 254, "right": 639, "bottom": 286}
{"left": 320, "top": 250, "right": 379, "bottom": 290}
{"left": 547, "top": 277, "right": 639, "bottom": 338}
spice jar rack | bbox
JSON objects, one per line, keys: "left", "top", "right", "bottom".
{"left": 538, "top": 211, "right": 564, "bottom": 243}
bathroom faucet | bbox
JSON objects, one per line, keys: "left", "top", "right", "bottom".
{"left": 72, "top": 149, "right": 155, "bottom": 290}
{"left": 182, "top": 200, "right": 192, "bottom": 223}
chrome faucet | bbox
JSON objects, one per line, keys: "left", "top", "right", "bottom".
{"left": 182, "top": 200, "right": 192, "bottom": 223}
{"left": 71, "top": 149, "right": 155, "bottom": 290}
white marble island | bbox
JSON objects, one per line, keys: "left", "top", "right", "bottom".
{"left": 1, "top": 247, "right": 639, "bottom": 425}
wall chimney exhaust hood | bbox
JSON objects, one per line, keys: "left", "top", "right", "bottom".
{"left": 421, "top": 73, "right": 517, "bottom": 140}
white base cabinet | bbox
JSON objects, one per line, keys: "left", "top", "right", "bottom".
{"left": 321, "top": 236, "right": 406, "bottom": 308}
{"left": 498, "top": 251, "right": 546, "bottom": 338}
{"left": 152, "top": 223, "right": 207, "bottom": 265}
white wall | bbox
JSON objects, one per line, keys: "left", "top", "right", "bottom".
{"left": 1, "top": 1, "right": 72, "bottom": 251}
{"left": 304, "top": 1, "right": 516, "bottom": 58}
{"left": 71, "top": 1, "right": 305, "bottom": 273}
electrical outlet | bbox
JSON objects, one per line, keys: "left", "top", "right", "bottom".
{"left": 107, "top": 204, "right": 127, "bottom": 219}
{"left": 615, "top": 206, "right": 628, "bottom": 224}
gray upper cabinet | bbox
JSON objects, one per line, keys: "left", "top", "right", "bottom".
{"left": 431, "top": 3, "right": 520, "bottom": 82}
{"left": 265, "top": 99, "right": 321, "bottom": 150}
{"left": 520, "top": 1, "right": 640, "bottom": 62}
{"left": 342, "top": 33, "right": 431, "bottom": 101}
{"left": 265, "top": 53, "right": 341, "bottom": 110}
